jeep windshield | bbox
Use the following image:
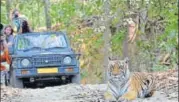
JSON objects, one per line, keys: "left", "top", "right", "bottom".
{"left": 17, "top": 34, "right": 67, "bottom": 51}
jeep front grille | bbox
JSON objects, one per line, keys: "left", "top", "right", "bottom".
{"left": 32, "top": 55, "right": 61, "bottom": 67}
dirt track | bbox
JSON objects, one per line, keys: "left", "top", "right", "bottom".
{"left": 1, "top": 69, "right": 178, "bottom": 102}
{"left": 1, "top": 83, "right": 178, "bottom": 102}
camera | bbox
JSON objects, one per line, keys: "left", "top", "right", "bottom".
{"left": 0, "top": 23, "right": 5, "bottom": 42}
{"left": 0, "top": 23, "right": 3, "bottom": 31}
{"left": 14, "top": 14, "right": 19, "bottom": 18}
{"left": 0, "top": 23, "right": 4, "bottom": 36}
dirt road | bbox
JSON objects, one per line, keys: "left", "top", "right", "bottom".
{"left": 1, "top": 69, "right": 178, "bottom": 102}
{"left": 1, "top": 83, "right": 178, "bottom": 102}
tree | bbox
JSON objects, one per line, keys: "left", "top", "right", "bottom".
{"left": 6, "top": 0, "right": 11, "bottom": 22}
{"left": 102, "top": 0, "right": 112, "bottom": 83}
{"left": 43, "top": 0, "right": 51, "bottom": 30}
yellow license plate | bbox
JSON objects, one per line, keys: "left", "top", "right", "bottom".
{"left": 37, "top": 68, "right": 58, "bottom": 74}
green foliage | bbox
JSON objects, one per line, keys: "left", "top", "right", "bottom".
{"left": 56, "top": 0, "right": 77, "bottom": 25}
{"left": 141, "top": 0, "right": 177, "bottom": 71}
{"left": 111, "top": 29, "right": 126, "bottom": 55}
{"left": 1, "top": 0, "right": 177, "bottom": 83}
{"left": 1, "top": 2, "right": 9, "bottom": 24}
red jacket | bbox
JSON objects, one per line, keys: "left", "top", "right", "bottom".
{"left": 0, "top": 48, "right": 11, "bottom": 71}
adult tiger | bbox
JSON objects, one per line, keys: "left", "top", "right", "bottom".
{"left": 104, "top": 57, "right": 156, "bottom": 101}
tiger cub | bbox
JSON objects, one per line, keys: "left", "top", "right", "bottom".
{"left": 104, "top": 57, "right": 156, "bottom": 101}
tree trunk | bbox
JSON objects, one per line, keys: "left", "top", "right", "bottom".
{"left": 6, "top": 0, "right": 11, "bottom": 22}
{"left": 43, "top": 0, "right": 51, "bottom": 30}
{"left": 103, "top": 0, "right": 112, "bottom": 83}
{"left": 37, "top": 1, "right": 41, "bottom": 29}
{"left": 123, "top": 0, "right": 131, "bottom": 59}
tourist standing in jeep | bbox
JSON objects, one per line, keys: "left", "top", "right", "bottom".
{"left": 10, "top": 9, "right": 29, "bottom": 34}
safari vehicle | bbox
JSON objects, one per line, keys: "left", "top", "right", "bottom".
{"left": 6, "top": 32, "right": 80, "bottom": 88}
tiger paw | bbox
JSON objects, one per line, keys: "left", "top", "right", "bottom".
{"left": 104, "top": 91, "right": 117, "bottom": 101}
{"left": 118, "top": 97, "right": 129, "bottom": 102}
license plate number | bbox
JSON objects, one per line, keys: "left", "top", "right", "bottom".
{"left": 37, "top": 68, "right": 58, "bottom": 74}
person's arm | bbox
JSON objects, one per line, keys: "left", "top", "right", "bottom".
{"left": 2, "top": 38, "right": 8, "bottom": 48}
{"left": 7, "top": 35, "right": 14, "bottom": 46}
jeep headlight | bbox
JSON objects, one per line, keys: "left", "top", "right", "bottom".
{"left": 21, "top": 59, "right": 30, "bottom": 67}
{"left": 63, "top": 56, "right": 72, "bottom": 64}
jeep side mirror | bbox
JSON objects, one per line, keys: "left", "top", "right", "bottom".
{"left": 71, "top": 48, "right": 75, "bottom": 52}
{"left": 76, "top": 53, "right": 81, "bottom": 60}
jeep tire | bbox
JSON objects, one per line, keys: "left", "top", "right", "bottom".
{"left": 71, "top": 73, "right": 80, "bottom": 84}
{"left": 10, "top": 68, "right": 24, "bottom": 88}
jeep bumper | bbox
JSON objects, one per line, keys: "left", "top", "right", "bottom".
{"left": 14, "top": 66, "right": 80, "bottom": 78}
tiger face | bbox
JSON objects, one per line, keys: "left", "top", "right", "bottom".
{"left": 108, "top": 57, "right": 130, "bottom": 80}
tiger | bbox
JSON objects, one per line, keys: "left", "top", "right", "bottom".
{"left": 104, "top": 57, "right": 156, "bottom": 101}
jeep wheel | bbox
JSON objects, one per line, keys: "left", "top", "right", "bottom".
{"left": 71, "top": 73, "right": 80, "bottom": 84}
{"left": 10, "top": 69, "right": 24, "bottom": 88}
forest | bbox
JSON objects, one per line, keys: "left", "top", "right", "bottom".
{"left": 1, "top": 0, "right": 178, "bottom": 84}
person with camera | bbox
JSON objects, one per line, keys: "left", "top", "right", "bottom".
{"left": 11, "top": 9, "right": 29, "bottom": 34}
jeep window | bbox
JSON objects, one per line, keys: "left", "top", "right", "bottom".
{"left": 17, "top": 34, "right": 67, "bottom": 51}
